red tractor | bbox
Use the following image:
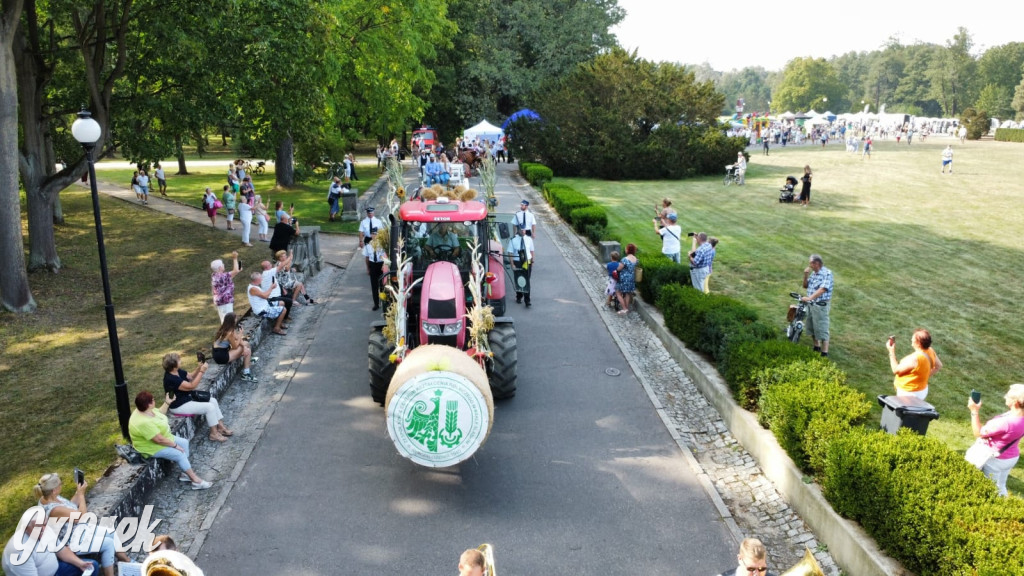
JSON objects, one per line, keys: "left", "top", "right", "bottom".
{"left": 369, "top": 196, "right": 517, "bottom": 404}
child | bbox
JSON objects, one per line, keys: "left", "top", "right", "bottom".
{"left": 605, "top": 251, "right": 621, "bottom": 308}
{"left": 458, "top": 548, "right": 485, "bottom": 576}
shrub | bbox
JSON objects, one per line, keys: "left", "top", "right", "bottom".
{"left": 637, "top": 256, "right": 691, "bottom": 304}
{"left": 569, "top": 205, "right": 607, "bottom": 234}
{"left": 994, "top": 127, "right": 1024, "bottom": 142}
{"left": 518, "top": 161, "right": 536, "bottom": 178}
{"left": 543, "top": 183, "right": 592, "bottom": 219}
{"left": 657, "top": 285, "right": 750, "bottom": 350}
{"left": 960, "top": 108, "right": 991, "bottom": 140}
{"left": 756, "top": 360, "right": 869, "bottom": 472}
{"left": 719, "top": 340, "right": 820, "bottom": 410}
{"left": 822, "top": 428, "right": 1005, "bottom": 575}
{"left": 524, "top": 164, "right": 553, "bottom": 186}
{"left": 583, "top": 224, "right": 609, "bottom": 245}
{"left": 699, "top": 305, "right": 775, "bottom": 363}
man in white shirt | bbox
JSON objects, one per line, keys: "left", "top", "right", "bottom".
{"left": 358, "top": 207, "right": 384, "bottom": 250}
{"left": 654, "top": 213, "right": 682, "bottom": 263}
{"left": 154, "top": 163, "right": 167, "bottom": 196}
{"left": 137, "top": 170, "right": 150, "bottom": 204}
{"left": 507, "top": 228, "right": 535, "bottom": 307}
{"left": 2, "top": 510, "right": 99, "bottom": 576}
{"left": 511, "top": 200, "right": 536, "bottom": 237}
{"left": 247, "top": 272, "right": 288, "bottom": 335}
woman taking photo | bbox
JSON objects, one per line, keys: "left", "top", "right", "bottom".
{"left": 161, "top": 353, "right": 235, "bottom": 442}
{"left": 968, "top": 384, "right": 1024, "bottom": 497}
{"left": 614, "top": 243, "right": 638, "bottom": 316}
{"left": 128, "top": 391, "right": 213, "bottom": 489}
{"left": 34, "top": 473, "right": 131, "bottom": 576}
{"left": 212, "top": 313, "right": 258, "bottom": 382}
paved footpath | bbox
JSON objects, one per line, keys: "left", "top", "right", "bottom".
{"left": 95, "top": 164, "right": 839, "bottom": 574}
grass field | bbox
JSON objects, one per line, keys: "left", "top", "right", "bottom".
{"left": 0, "top": 192, "right": 248, "bottom": 543}
{"left": 561, "top": 135, "right": 1024, "bottom": 493}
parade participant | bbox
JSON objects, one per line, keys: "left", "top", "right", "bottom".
{"left": 358, "top": 207, "right": 384, "bottom": 250}
{"left": 507, "top": 228, "right": 534, "bottom": 307}
{"left": 511, "top": 200, "right": 536, "bottom": 237}
{"left": 715, "top": 538, "right": 775, "bottom": 576}
{"left": 363, "top": 230, "right": 387, "bottom": 311}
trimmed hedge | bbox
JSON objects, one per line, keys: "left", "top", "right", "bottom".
{"left": 636, "top": 254, "right": 691, "bottom": 304}
{"left": 523, "top": 160, "right": 1022, "bottom": 576}
{"left": 994, "top": 127, "right": 1024, "bottom": 142}
{"left": 822, "top": 429, "right": 1024, "bottom": 575}
{"left": 719, "top": 339, "right": 821, "bottom": 410}
{"left": 757, "top": 360, "right": 870, "bottom": 473}
{"left": 569, "top": 205, "right": 608, "bottom": 233}
{"left": 525, "top": 164, "right": 553, "bottom": 186}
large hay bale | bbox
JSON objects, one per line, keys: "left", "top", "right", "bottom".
{"left": 385, "top": 345, "right": 494, "bottom": 467}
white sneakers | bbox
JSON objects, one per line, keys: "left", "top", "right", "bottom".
{"left": 191, "top": 480, "right": 212, "bottom": 490}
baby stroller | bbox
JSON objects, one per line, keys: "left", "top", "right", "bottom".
{"left": 723, "top": 164, "right": 742, "bottom": 185}
{"left": 779, "top": 176, "right": 797, "bottom": 203}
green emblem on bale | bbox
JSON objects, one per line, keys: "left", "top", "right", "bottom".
{"left": 403, "top": 390, "right": 463, "bottom": 452}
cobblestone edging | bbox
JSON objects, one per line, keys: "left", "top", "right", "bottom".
{"left": 510, "top": 173, "right": 879, "bottom": 575}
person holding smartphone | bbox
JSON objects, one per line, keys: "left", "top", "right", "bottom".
{"left": 33, "top": 472, "right": 131, "bottom": 576}
{"left": 247, "top": 271, "right": 289, "bottom": 335}
{"left": 967, "top": 385, "right": 1024, "bottom": 496}
{"left": 2, "top": 510, "right": 99, "bottom": 576}
{"left": 887, "top": 329, "right": 942, "bottom": 400}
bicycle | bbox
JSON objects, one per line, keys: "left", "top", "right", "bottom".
{"left": 785, "top": 292, "right": 828, "bottom": 343}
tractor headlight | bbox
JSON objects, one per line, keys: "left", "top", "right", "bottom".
{"left": 422, "top": 321, "right": 463, "bottom": 336}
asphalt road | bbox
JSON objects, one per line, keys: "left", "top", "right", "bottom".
{"left": 194, "top": 165, "right": 737, "bottom": 575}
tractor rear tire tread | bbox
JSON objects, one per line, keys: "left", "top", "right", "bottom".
{"left": 487, "top": 323, "right": 517, "bottom": 399}
{"left": 369, "top": 329, "right": 396, "bottom": 405}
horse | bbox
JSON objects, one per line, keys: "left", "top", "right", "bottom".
{"left": 458, "top": 149, "right": 483, "bottom": 175}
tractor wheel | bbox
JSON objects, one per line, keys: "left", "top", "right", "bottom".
{"left": 369, "top": 328, "right": 396, "bottom": 405}
{"left": 488, "top": 297, "right": 506, "bottom": 317}
{"left": 487, "top": 323, "right": 517, "bottom": 399}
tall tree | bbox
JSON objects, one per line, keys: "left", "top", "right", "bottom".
{"left": 717, "top": 66, "right": 772, "bottom": 115}
{"left": 772, "top": 57, "right": 848, "bottom": 114}
{"left": 0, "top": 0, "right": 35, "bottom": 312}
{"left": 929, "top": 28, "right": 977, "bottom": 116}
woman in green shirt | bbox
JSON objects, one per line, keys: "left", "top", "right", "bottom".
{"left": 128, "top": 391, "right": 212, "bottom": 490}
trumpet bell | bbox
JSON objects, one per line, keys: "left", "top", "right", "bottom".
{"left": 780, "top": 549, "right": 825, "bottom": 576}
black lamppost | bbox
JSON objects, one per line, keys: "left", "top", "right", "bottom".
{"left": 72, "top": 108, "right": 132, "bottom": 440}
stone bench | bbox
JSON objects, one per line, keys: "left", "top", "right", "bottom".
{"left": 83, "top": 311, "right": 273, "bottom": 524}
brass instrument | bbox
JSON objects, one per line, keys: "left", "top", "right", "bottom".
{"left": 477, "top": 543, "right": 498, "bottom": 576}
{"left": 780, "top": 548, "right": 825, "bottom": 576}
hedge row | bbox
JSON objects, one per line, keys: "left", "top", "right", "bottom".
{"left": 518, "top": 162, "right": 553, "bottom": 186}
{"left": 526, "top": 166, "right": 1021, "bottom": 575}
{"left": 994, "top": 127, "right": 1024, "bottom": 142}
{"left": 541, "top": 182, "right": 608, "bottom": 236}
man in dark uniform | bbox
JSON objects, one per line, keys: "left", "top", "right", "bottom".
{"left": 363, "top": 230, "right": 387, "bottom": 311}
{"left": 507, "top": 228, "right": 534, "bottom": 307}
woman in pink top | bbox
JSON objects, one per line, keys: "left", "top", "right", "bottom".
{"left": 968, "top": 384, "right": 1024, "bottom": 496}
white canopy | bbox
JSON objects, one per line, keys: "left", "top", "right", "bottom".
{"left": 463, "top": 120, "right": 504, "bottom": 143}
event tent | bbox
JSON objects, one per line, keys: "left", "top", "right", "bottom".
{"left": 464, "top": 120, "right": 504, "bottom": 143}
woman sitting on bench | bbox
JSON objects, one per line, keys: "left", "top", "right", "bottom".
{"left": 128, "top": 390, "right": 213, "bottom": 490}
{"left": 213, "top": 313, "right": 258, "bottom": 382}
{"left": 162, "top": 353, "right": 234, "bottom": 442}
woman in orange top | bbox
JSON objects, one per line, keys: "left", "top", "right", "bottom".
{"left": 887, "top": 328, "right": 942, "bottom": 400}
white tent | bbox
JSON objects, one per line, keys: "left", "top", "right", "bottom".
{"left": 463, "top": 120, "right": 504, "bottom": 143}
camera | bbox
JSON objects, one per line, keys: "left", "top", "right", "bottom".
{"left": 74, "top": 467, "right": 85, "bottom": 485}
{"left": 196, "top": 350, "right": 207, "bottom": 364}
{"left": 687, "top": 232, "right": 696, "bottom": 237}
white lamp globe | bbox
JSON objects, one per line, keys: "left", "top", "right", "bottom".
{"left": 72, "top": 111, "right": 102, "bottom": 144}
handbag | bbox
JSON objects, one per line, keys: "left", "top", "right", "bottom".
{"left": 965, "top": 439, "right": 1000, "bottom": 469}
{"left": 635, "top": 266, "right": 644, "bottom": 284}
{"left": 191, "top": 390, "right": 212, "bottom": 403}
{"left": 213, "top": 199, "right": 224, "bottom": 209}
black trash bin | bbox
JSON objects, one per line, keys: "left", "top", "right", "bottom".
{"left": 877, "top": 395, "right": 940, "bottom": 435}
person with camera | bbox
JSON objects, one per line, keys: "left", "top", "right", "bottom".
{"left": 212, "top": 313, "right": 258, "bottom": 382}
{"left": 247, "top": 271, "right": 289, "bottom": 336}
{"left": 653, "top": 213, "right": 682, "bottom": 263}
{"left": 688, "top": 232, "right": 713, "bottom": 291}
{"left": 129, "top": 391, "right": 213, "bottom": 490}
{"left": 801, "top": 254, "right": 833, "bottom": 357}
{"left": 967, "top": 384, "right": 1024, "bottom": 497}
{"left": 887, "top": 329, "right": 942, "bottom": 400}
{"left": 269, "top": 212, "right": 299, "bottom": 256}
{"left": 33, "top": 473, "right": 131, "bottom": 576}
{"left": 162, "top": 352, "right": 234, "bottom": 442}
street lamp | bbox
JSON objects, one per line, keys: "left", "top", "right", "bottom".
{"left": 72, "top": 108, "right": 132, "bottom": 440}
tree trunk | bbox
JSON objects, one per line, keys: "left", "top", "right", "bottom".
{"left": 175, "top": 134, "right": 188, "bottom": 175}
{"left": 220, "top": 125, "right": 228, "bottom": 147}
{"left": 275, "top": 133, "right": 294, "bottom": 187}
{"left": 0, "top": 0, "right": 36, "bottom": 312}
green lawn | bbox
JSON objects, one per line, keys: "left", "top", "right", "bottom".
{"left": 92, "top": 159, "right": 383, "bottom": 235}
{"left": 561, "top": 136, "right": 1024, "bottom": 493}
{"left": 0, "top": 192, "right": 252, "bottom": 542}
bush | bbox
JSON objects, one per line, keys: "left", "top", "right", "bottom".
{"left": 699, "top": 306, "right": 775, "bottom": 363}
{"left": 637, "top": 256, "right": 691, "bottom": 304}
{"left": 960, "top": 108, "right": 991, "bottom": 140}
{"left": 543, "top": 183, "right": 592, "bottom": 219}
{"left": 657, "top": 285, "right": 752, "bottom": 351}
{"left": 719, "top": 340, "right": 820, "bottom": 410}
{"left": 524, "top": 164, "right": 553, "bottom": 186}
{"left": 584, "top": 224, "right": 610, "bottom": 245}
{"left": 822, "top": 428, "right": 1009, "bottom": 575}
{"left": 994, "top": 127, "right": 1024, "bottom": 142}
{"left": 569, "top": 205, "right": 608, "bottom": 234}
{"left": 756, "top": 360, "right": 869, "bottom": 473}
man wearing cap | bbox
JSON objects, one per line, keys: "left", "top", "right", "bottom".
{"left": 363, "top": 229, "right": 388, "bottom": 311}
{"left": 507, "top": 228, "right": 535, "bottom": 307}
{"left": 654, "top": 213, "right": 682, "bottom": 263}
{"left": 511, "top": 200, "right": 536, "bottom": 237}
{"left": 358, "top": 207, "right": 384, "bottom": 251}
